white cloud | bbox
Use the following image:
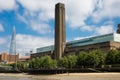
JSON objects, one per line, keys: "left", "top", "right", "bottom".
{"left": 66, "top": 0, "right": 97, "bottom": 28}
{"left": 0, "top": 38, "right": 6, "bottom": 44}
{"left": 92, "top": 0, "right": 120, "bottom": 22}
{"left": 31, "top": 22, "right": 52, "bottom": 34}
{"left": 0, "top": 0, "right": 17, "bottom": 12}
{"left": 17, "top": 0, "right": 53, "bottom": 12}
{"left": 17, "top": 12, "right": 53, "bottom": 34}
{"left": 96, "top": 25, "right": 114, "bottom": 35}
{"left": 17, "top": 14, "right": 28, "bottom": 24}
{"left": 74, "top": 23, "right": 114, "bottom": 40}
{"left": 16, "top": 0, "right": 57, "bottom": 35}
{"left": 16, "top": 0, "right": 119, "bottom": 34}
{"left": 17, "top": 0, "right": 40, "bottom": 12}
{"left": 74, "top": 35, "right": 95, "bottom": 40}
{"left": 16, "top": 34, "right": 53, "bottom": 54}
{"left": 74, "top": 37, "right": 89, "bottom": 40}
{"left": 0, "top": 23, "right": 4, "bottom": 32}
{"left": 0, "top": 36, "right": 9, "bottom": 53}
{"left": 80, "top": 25, "right": 93, "bottom": 32}
{"left": 1, "top": 34, "right": 54, "bottom": 56}
{"left": 17, "top": 0, "right": 97, "bottom": 30}
{"left": 17, "top": 0, "right": 55, "bottom": 21}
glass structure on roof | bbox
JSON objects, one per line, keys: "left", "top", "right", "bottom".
{"left": 37, "top": 33, "right": 120, "bottom": 53}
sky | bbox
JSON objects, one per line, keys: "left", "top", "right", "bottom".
{"left": 0, "top": 0, "right": 120, "bottom": 56}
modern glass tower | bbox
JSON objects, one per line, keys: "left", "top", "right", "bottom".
{"left": 9, "top": 27, "right": 16, "bottom": 55}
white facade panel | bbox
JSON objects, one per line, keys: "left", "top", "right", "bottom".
{"left": 114, "top": 33, "right": 120, "bottom": 42}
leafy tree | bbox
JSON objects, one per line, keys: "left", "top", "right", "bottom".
{"left": 59, "top": 55, "right": 77, "bottom": 68}
{"left": 106, "top": 49, "right": 119, "bottom": 64}
{"left": 30, "top": 58, "right": 38, "bottom": 68}
{"left": 38, "top": 57, "right": 44, "bottom": 68}
{"left": 91, "top": 50, "right": 106, "bottom": 66}
{"left": 35, "top": 57, "right": 41, "bottom": 68}
{"left": 86, "top": 52, "right": 99, "bottom": 67}
{"left": 28, "top": 60, "right": 32, "bottom": 68}
{"left": 77, "top": 50, "right": 104, "bottom": 67}
{"left": 52, "top": 59, "right": 57, "bottom": 68}
{"left": 59, "top": 56, "right": 69, "bottom": 68}
{"left": 42, "top": 55, "right": 57, "bottom": 69}
{"left": 67, "top": 55, "right": 77, "bottom": 68}
{"left": 77, "top": 51, "right": 88, "bottom": 67}
{"left": 12, "top": 61, "right": 28, "bottom": 71}
{"left": 115, "top": 51, "right": 120, "bottom": 64}
{"left": 29, "top": 56, "right": 57, "bottom": 69}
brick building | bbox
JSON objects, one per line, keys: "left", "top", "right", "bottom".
{"left": 0, "top": 52, "right": 19, "bottom": 64}
{"left": 31, "top": 32, "right": 120, "bottom": 59}
{"left": 0, "top": 52, "right": 8, "bottom": 61}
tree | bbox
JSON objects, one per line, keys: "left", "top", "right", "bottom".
{"left": 42, "top": 55, "right": 57, "bottom": 69}
{"left": 77, "top": 50, "right": 103, "bottom": 67}
{"left": 59, "top": 56, "right": 68, "bottom": 68}
{"left": 29, "top": 56, "right": 57, "bottom": 69}
{"left": 35, "top": 57, "right": 41, "bottom": 68}
{"left": 59, "top": 55, "right": 77, "bottom": 68}
{"left": 86, "top": 52, "right": 99, "bottom": 67}
{"left": 106, "top": 49, "right": 119, "bottom": 64}
{"left": 52, "top": 59, "right": 57, "bottom": 68}
{"left": 12, "top": 61, "right": 28, "bottom": 71}
{"left": 67, "top": 55, "right": 77, "bottom": 68}
{"left": 77, "top": 51, "right": 88, "bottom": 67}
{"left": 91, "top": 50, "right": 106, "bottom": 66}
{"left": 115, "top": 51, "right": 120, "bottom": 64}
{"left": 30, "top": 58, "right": 38, "bottom": 68}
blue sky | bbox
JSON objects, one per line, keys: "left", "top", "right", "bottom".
{"left": 0, "top": 0, "right": 120, "bottom": 56}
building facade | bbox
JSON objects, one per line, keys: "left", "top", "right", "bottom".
{"left": 0, "top": 52, "right": 8, "bottom": 61}
{"left": 0, "top": 52, "right": 19, "bottom": 64}
{"left": 8, "top": 54, "right": 19, "bottom": 63}
{"left": 31, "top": 32, "right": 120, "bottom": 59}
